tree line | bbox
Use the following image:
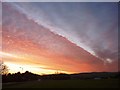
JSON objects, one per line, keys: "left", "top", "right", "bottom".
{"left": 1, "top": 63, "right": 119, "bottom": 83}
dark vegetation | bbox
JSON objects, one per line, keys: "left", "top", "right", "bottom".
{"left": 2, "top": 71, "right": 119, "bottom": 83}
{"left": 2, "top": 71, "right": 40, "bottom": 83}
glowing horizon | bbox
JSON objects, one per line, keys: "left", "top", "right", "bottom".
{"left": 0, "top": 51, "right": 73, "bottom": 74}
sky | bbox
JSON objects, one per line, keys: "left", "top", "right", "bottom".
{"left": 0, "top": 2, "right": 118, "bottom": 74}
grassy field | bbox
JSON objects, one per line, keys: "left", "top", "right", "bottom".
{"left": 2, "top": 79, "right": 119, "bottom": 88}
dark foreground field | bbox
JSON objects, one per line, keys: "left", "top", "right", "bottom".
{"left": 2, "top": 79, "right": 119, "bottom": 88}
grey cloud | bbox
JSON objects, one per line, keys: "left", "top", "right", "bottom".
{"left": 12, "top": 2, "right": 118, "bottom": 63}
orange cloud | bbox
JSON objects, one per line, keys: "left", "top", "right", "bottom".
{"left": 1, "top": 2, "right": 117, "bottom": 75}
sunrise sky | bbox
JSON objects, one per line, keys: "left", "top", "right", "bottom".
{"left": 0, "top": 2, "right": 118, "bottom": 75}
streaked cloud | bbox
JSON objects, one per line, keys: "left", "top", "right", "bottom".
{"left": 1, "top": 2, "right": 118, "bottom": 74}
{"left": 12, "top": 2, "right": 118, "bottom": 63}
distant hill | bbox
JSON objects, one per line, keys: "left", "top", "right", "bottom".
{"left": 70, "top": 72, "right": 119, "bottom": 80}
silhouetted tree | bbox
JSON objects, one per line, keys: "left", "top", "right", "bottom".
{"left": 2, "top": 71, "right": 41, "bottom": 83}
{"left": 0, "top": 62, "right": 9, "bottom": 75}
